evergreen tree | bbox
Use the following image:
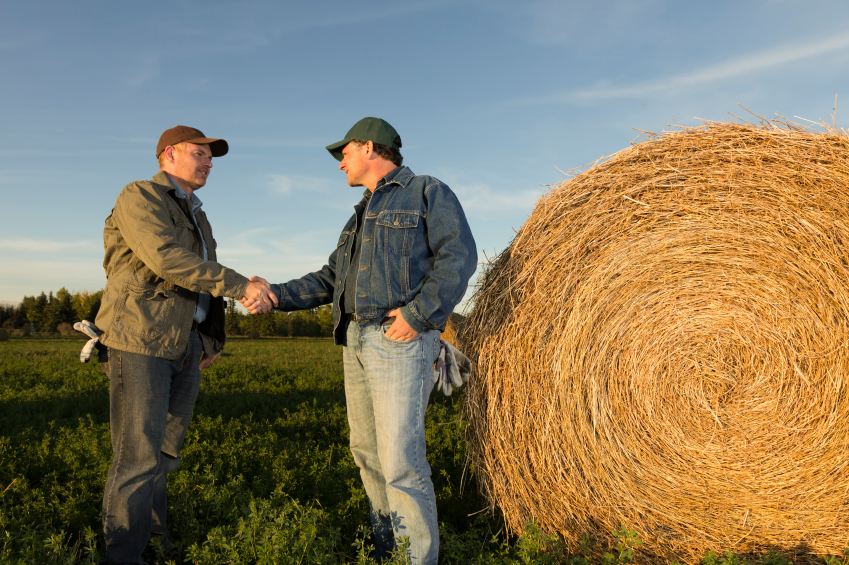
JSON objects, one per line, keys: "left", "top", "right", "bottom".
{"left": 225, "top": 299, "right": 244, "bottom": 336}
{"left": 27, "top": 292, "right": 48, "bottom": 331}
{"left": 257, "top": 312, "right": 278, "bottom": 336}
{"left": 54, "top": 288, "right": 77, "bottom": 325}
{"left": 277, "top": 312, "right": 292, "bottom": 337}
{"left": 39, "top": 291, "right": 58, "bottom": 332}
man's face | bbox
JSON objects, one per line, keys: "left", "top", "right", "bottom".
{"left": 339, "top": 142, "right": 368, "bottom": 187}
{"left": 168, "top": 142, "right": 213, "bottom": 190}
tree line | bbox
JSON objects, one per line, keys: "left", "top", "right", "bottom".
{"left": 0, "top": 290, "right": 333, "bottom": 338}
{"left": 225, "top": 299, "right": 334, "bottom": 338}
{"left": 0, "top": 289, "right": 103, "bottom": 335}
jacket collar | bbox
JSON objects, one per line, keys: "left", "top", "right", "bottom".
{"left": 376, "top": 166, "right": 414, "bottom": 192}
{"left": 153, "top": 169, "right": 174, "bottom": 191}
{"left": 153, "top": 170, "right": 204, "bottom": 212}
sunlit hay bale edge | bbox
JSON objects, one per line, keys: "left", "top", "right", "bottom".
{"left": 441, "top": 312, "right": 466, "bottom": 348}
{"left": 460, "top": 117, "right": 849, "bottom": 564}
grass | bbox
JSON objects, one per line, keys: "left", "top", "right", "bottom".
{"left": 2, "top": 337, "right": 846, "bottom": 564}
{"left": 0, "top": 337, "right": 543, "bottom": 564}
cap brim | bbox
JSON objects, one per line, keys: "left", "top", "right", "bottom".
{"left": 325, "top": 139, "right": 349, "bottom": 161}
{"left": 185, "top": 137, "right": 229, "bottom": 157}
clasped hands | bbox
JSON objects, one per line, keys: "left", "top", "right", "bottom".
{"left": 240, "top": 276, "right": 278, "bottom": 314}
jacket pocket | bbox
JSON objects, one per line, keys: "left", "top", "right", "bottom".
{"left": 114, "top": 280, "right": 175, "bottom": 339}
{"left": 376, "top": 211, "right": 421, "bottom": 254}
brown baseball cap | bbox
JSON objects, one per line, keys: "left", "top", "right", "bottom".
{"left": 156, "top": 125, "right": 229, "bottom": 158}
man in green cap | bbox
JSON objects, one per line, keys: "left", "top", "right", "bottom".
{"left": 243, "top": 117, "right": 477, "bottom": 564}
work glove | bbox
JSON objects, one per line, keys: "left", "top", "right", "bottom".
{"left": 433, "top": 339, "right": 474, "bottom": 396}
{"left": 74, "top": 320, "right": 103, "bottom": 363}
{"left": 434, "top": 342, "right": 451, "bottom": 395}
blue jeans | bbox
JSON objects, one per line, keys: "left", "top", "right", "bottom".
{"left": 101, "top": 331, "right": 202, "bottom": 565}
{"left": 343, "top": 319, "right": 441, "bottom": 565}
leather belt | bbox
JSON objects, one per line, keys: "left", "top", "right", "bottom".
{"left": 349, "top": 312, "right": 358, "bottom": 322}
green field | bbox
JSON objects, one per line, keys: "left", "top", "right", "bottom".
{"left": 6, "top": 338, "right": 844, "bottom": 565}
{"left": 0, "top": 337, "right": 567, "bottom": 565}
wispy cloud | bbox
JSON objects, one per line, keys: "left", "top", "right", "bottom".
{"left": 511, "top": 32, "right": 849, "bottom": 105}
{"left": 237, "top": 136, "right": 327, "bottom": 149}
{"left": 436, "top": 172, "right": 543, "bottom": 216}
{"left": 215, "top": 228, "right": 273, "bottom": 258}
{"left": 0, "top": 39, "right": 29, "bottom": 52}
{"left": 459, "top": 182, "right": 542, "bottom": 215}
{"left": 124, "top": 54, "right": 160, "bottom": 88}
{"left": 110, "top": 137, "right": 156, "bottom": 144}
{"left": 274, "top": 1, "right": 451, "bottom": 32}
{"left": 268, "top": 174, "right": 335, "bottom": 194}
{"left": 0, "top": 259, "right": 106, "bottom": 302}
{"left": 0, "top": 239, "right": 98, "bottom": 253}
{"left": 215, "top": 227, "right": 337, "bottom": 281}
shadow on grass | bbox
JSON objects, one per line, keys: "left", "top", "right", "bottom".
{"left": 193, "top": 388, "right": 346, "bottom": 420}
{"left": 0, "top": 389, "right": 110, "bottom": 436}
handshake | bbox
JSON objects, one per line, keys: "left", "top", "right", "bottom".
{"left": 241, "top": 276, "right": 278, "bottom": 314}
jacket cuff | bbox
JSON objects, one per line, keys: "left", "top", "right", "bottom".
{"left": 225, "top": 271, "right": 249, "bottom": 300}
{"left": 400, "top": 304, "right": 427, "bottom": 334}
{"left": 270, "top": 284, "right": 286, "bottom": 310}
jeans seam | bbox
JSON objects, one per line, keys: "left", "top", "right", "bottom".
{"left": 105, "top": 350, "right": 124, "bottom": 534}
{"left": 421, "top": 334, "right": 438, "bottom": 530}
{"left": 179, "top": 331, "right": 192, "bottom": 370}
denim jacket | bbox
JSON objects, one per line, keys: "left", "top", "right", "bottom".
{"left": 271, "top": 166, "right": 477, "bottom": 344}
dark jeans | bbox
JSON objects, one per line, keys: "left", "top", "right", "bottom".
{"left": 101, "top": 331, "right": 202, "bottom": 565}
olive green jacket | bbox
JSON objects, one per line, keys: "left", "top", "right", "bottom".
{"left": 95, "top": 170, "right": 248, "bottom": 360}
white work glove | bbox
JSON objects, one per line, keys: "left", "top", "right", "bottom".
{"left": 74, "top": 320, "right": 103, "bottom": 363}
{"left": 443, "top": 340, "right": 472, "bottom": 389}
{"left": 433, "top": 339, "right": 474, "bottom": 396}
{"left": 434, "top": 342, "right": 452, "bottom": 396}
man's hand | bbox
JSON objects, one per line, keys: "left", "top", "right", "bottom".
{"left": 199, "top": 352, "right": 220, "bottom": 370}
{"left": 241, "top": 276, "right": 277, "bottom": 314}
{"left": 383, "top": 308, "right": 419, "bottom": 342}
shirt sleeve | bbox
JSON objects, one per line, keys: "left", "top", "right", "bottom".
{"left": 112, "top": 182, "right": 248, "bottom": 299}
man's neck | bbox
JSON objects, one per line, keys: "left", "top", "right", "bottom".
{"left": 164, "top": 172, "right": 197, "bottom": 198}
{"left": 365, "top": 164, "right": 400, "bottom": 192}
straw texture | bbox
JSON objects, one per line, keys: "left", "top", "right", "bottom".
{"left": 462, "top": 118, "right": 849, "bottom": 563}
{"left": 441, "top": 312, "right": 466, "bottom": 348}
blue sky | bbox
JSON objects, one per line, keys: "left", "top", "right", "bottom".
{"left": 2, "top": 0, "right": 849, "bottom": 306}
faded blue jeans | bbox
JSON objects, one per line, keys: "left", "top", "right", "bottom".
{"left": 101, "top": 330, "right": 202, "bottom": 565}
{"left": 343, "top": 319, "right": 441, "bottom": 565}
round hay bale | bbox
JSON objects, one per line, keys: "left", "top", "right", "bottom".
{"left": 440, "top": 312, "right": 467, "bottom": 348}
{"left": 248, "top": 332, "right": 260, "bottom": 340}
{"left": 0, "top": 328, "right": 8, "bottom": 342}
{"left": 462, "top": 118, "right": 849, "bottom": 563}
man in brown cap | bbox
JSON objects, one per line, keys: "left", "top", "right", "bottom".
{"left": 95, "top": 126, "right": 277, "bottom": 565}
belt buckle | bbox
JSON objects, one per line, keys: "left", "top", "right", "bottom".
{"left": 350, "top": 312, "right": 358, "bottom": 322}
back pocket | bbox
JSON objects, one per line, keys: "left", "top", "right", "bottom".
{"left": 114, "top": 281, "right": 174, "bottom": 339}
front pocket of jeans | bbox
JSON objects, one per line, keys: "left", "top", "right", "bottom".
{"left": 379, "top": 322, "right": 419, "bottom": 345}
{"left": 114, "top": 281, "right": 174, "bottom": 339}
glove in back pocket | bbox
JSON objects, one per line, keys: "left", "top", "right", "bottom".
{"left": 114, "top": 281, "right": 174, "bottom": 339}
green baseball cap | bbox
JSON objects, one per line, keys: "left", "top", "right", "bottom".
{"left": 326, "top": 117, "right": 402, "bottom": 161}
